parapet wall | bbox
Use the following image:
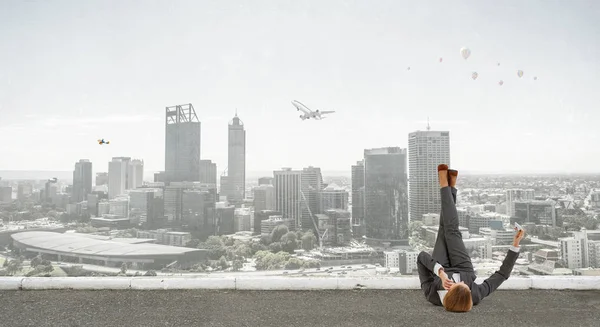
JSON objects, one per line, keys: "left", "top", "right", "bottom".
{"left": 1, "top": 276, "right": 599, "bottom": 291}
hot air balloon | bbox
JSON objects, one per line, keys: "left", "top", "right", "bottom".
{"left": 471, "top": 72, "right": 478, "bottom": 80}
{"left": 439, "top": 57, "right": 443, "bottom": 63}
{"left": 460, "top": 47, "right": 471, "bottom": 60}
{"left": 497, "top": 63, "right": 500, "bottom": 66}
{"left": 407, "top": 67, "right": 411, "bottom": 71}
{"left": 517, "top": 70, "right": 524, "bottom": 78}
{"left": 533, "top": 76, "right": 538, "bottom": 80}
{"left": 498, "top": 80, "right": 504, "bottom": 86}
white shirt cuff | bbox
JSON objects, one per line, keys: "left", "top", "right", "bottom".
{"left": 433, "top": 263, "right": 443, "bottom": 277}
{"left": 509, "top": 245, "right": 521, "bottom": 253}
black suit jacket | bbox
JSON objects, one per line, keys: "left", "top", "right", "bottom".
{"left": 417, "top": 250, "right": 519, "bottom": 306}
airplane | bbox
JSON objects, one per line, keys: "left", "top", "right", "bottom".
{"left": 291, "top": 100, "right": 335, "bottom": 120}
{"left": 97, "top": 139, "right": 110, "bottom": 145}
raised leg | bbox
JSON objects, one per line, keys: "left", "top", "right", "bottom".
{"left": 431, "top": 212, "right": 450, "bottom": 268}
{"left": 440, "top": 186, "right": 473, "bottom": 271}
{"left": 431, "top": 187, "right": 457, "bottom": 268}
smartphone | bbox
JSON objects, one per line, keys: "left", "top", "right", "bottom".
{"left": 514, "top": 222, "right": 523, "bottom": 232}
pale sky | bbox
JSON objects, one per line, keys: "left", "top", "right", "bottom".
{"left": 0, "top": 0, "right": 599, "bottom": 175}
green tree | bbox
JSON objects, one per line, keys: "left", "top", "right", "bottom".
{"left": 232, "top": 260, "right": 243, "bottom": 272}
{"left": 249, "top": 241, "right": 268, "bottom": 255}
{"left": 234, "top": 244, "right": 252, "bottom": 258}
{"left": 270, "top": 225, "right": 289, "bottom": 243}
{"left": 6, "top": 260, "right": 22, "bottom": 276}
{"left": 144, "top": 270, "right": 157, "bottom": 276}
{"left": 268, "top": 242, "right": 283, "bottom": 253}
{"left": 221, "top": 236, "right": 235, "bottom": 247}
{"left": 260, "top": 235, "right": 271, "bottom": 245}
{"left": 120, "top": 263, "right": 128, "bottom": 274}
{"left": 198, "top": 236, "right": 227, "bottom": 260}
{"left": 185, "top": 239, "right": 201, "bottom": 248}
{"left": 218, "top": 256, "right": 229, "bottom": 270}
{"left": 280, "top": 232, "right": 298, "bottom": 253}
{"left": 30, "top": 255, "right": 42, "bottom": 268}
{"left": 253, "top": 251, "right": 290, "bottom": 270}
{"left": 301, "top": 230, "right": 318, "bottom": 251}
{"left": 284, "top": 257, "right": 303, "bottom": 270}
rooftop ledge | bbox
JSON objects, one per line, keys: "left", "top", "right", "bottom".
{"left": 1, "top": 276, "right": 599, "bottom": 291}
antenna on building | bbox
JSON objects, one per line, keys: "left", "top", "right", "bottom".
{"left": 235, "top": 108, "right": 238, "bottom": 117}
{"left": 426, "top": 116, "right": 431, "bottom": 131}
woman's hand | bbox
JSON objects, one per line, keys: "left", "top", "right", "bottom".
{"left": 439, "top": 270, "right": 454, "bottom": 290}
{"left": 513, "top": 229, "right": 526, "bottom": 247}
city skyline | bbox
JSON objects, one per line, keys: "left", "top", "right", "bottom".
{"left": 1, "top": 1, "right": 599, "bottom": 174}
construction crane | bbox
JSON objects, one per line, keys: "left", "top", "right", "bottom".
{"left": 300, "top": 190, "right": 328, "bottom": 249}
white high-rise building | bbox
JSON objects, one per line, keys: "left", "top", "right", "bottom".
{"left": 129, "top": 159, "right": 144, "bottom": 189}
{"left": 72, "top": 159, "right": 93, "bottom": 203}
{"left": 505, "top": 189, "right": 535, "bottom": 217}
{"left": 227, "top": 114, "right": 246, "bottom": 205}
{"left": 408, "top": 130, "right": 451, "bottom": 222}
{"left": 560, "top": 230, "right": 590, "bottom": 269}
{"left": 274, "top": 168, "right": 302, "bottom": 228}
{"left": 108, "top": 158, "right": 128, "bottom": 199}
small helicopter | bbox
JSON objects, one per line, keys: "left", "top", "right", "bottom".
{"left": 97, "top": 139, "right": 110, "bottom": 145}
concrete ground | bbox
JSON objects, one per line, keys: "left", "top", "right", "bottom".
{"left": 1, "top": 290, "right": 599, "bottom": 327}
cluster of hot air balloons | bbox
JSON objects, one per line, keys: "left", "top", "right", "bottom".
{"left": 408, "top": 47, "right": 539, "bottom": 86}
{"left": 457, "top": 47, "right": 537, "bottom": 85}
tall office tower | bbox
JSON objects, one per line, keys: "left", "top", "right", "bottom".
{"left": 219, "top": 175, "right": 229, "bottom": 200}
{"left": 44, "top": 178, "right": 58, "bottom": 202}
{"left": 199, "top": 160, "right": 217, "bottom": 185}
{"left": 301, "top": 166, "right": 323, "bottom": 232}
{"left": 129, "top": 159, "right": 144, "bottom": 189}
{"left": 560, "top": 230, "right": 590, "bottom": 269}
{"left": 111, "top": 157, "right": 132, "bottom": 190}
{"left": 408, "top": 130, "right": 451, "bottom": 222}
{"left": 364, "top": 147, "right": 409, "bottom": 242}
{"left": 506, "top": 189, "right": 535, "bottom": 217}
{"left": 253, "top": 184, "right": 275, "bottom": 212}
{"left": 227, "top": 113, "right": 246, "bottom": 205}
{"left": 72, "top": 159, "right": 93, "bottom": 203}
{"left": 95, "top": 172, "right": 108, "bottom": 186}
{"left": 108, "top": 158, "right": 127, "bottom": 199}
{"left": 351, "top": 160, "right": 365, "bottom": 226}
{"left": 274, "top": 168, "right": 302, "bottom": 228}
{"left": 165, "top": 104, "right": 201, "bottom": 184}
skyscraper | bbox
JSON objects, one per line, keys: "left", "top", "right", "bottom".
{"left": 408, "top": 130, "right": 450, "bottom": 222}
{"left": 351, "top": 160, "right": 365, "bottom": 226}
{"left": 253, "top": 184, "right": 275, "bottom": 212}
{"left": 199, "top": 160, "right": 217, "bottom": 185}
{"left": 364, "top": 147, "right": 409, "bottom": 242}
{"left": 72, "top": 159, "right": 93, "bottom": 203}
{"left": 301, "top": 166, "right": 323, "bottom": 232}
{"left": 274, "top": 168, "right": 302, "bottom": 228}
{"left": 227, "top": 113, "right": 246, "bottom": 205}
{"left": 165, "top": 104, "right": 201, "bottom": 184}
{"left": 129, "top": 159, "right": 144, "bottom": 189}
{"left": 108, "top": 158, "right": 127, "bottom": 199}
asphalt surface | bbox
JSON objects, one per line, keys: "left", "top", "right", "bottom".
{"left": 1, "top": 290, "right": 599, "bottom": 327}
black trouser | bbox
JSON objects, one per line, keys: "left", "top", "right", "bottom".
{"left": 431, "top": 186, "right": 473, "bottom": 272}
